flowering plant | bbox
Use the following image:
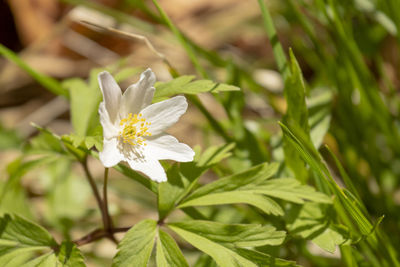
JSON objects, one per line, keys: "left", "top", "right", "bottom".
{"left": 98, "top": 69, "right": 194, "bottom": 182}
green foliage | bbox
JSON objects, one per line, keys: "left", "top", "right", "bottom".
{"left": 0, "top": 214, "right": 84, "bottom": 266}
{"left": 169, "top": 220, "right": 285, "bottom": 247}
{"left": 286, "top": 203, "right": 348, "bottom": 253}
{"left": 154, "top": 76, "right": 240, "bottom": 100}
{"left": 4, "top": 0, "right": 400, "bottom": 265}
{"left": 156, "top": 229, "right": 189, "bottom": 267}
{"left": 282, "top": 50, "right": 310, "bottom": 182}
{"left": 112, "top": 220, "right": 157, "bottom": 267}
{"left": 0, "top": 44, "right": 68, "bottom": 97}
{"left": 158, "top": 143, "right": 235, "bottom": 220}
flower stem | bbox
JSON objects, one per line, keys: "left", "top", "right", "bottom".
{"left": 74, "top": 227, "right": 130, "bottom": 247}
{"left": 81, "top": 157, "right": 108, "bottom": 232}
{"left": 103, "top": 168, "right": 113, "bottom": 231}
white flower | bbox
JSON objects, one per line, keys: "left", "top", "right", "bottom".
{"left": 98, "top": 68, "right": 194, "bottom": 182}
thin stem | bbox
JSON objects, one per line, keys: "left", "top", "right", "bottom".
{"left": 74, "top": 227, "right": 131, "bottom": 247}
{"left": 81, "top": 157, "right": 108, "bottom": 231}
{"left": 257, "top": 0, "right": 290, "bottom": 81}
{"left": 103, "top": 168, "right": 112, "bottom": 231}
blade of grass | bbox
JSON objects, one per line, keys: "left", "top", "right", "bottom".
{"left": 0, "top": 44, "right": 68, "bottom": 97}
{"left": 257, "top": 0, "right": 290, "bottom": 80}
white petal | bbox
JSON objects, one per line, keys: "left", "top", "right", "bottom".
{"left": 120, "top": 68, "right": 156, "bottom": 117}
{"left": 99, "top": 102, "right": 119, "bottom": 139}
{"left": 98, "top": 71, "right": 122, "bottom": 124}
{"left": 146, "top": 134, "right": 194, "bottom": 162}
{"left": 127, "top": 159, "right": 167, "bottom": 182}
{"left": 99, "top": 138, "right": 124, "bottom": 167}
{"left": 141, "top": 96, "right": 188, "bottom": 135}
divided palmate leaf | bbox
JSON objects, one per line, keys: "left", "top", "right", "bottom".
{"left": 154, "top": 76, "right": 240, "bottom": 100}
{"left": 179, "top": 192, "right": 283, "bottom": 216}
{"left": 158, "top": 143, "right": 235, "bottom": 220}
{"left": 286, "top": 203, "right": 349, "bottom": 253}
{"left": 0, "top": 214, "right": 85, "bottom": 266}
{"left": 179, "top": 162, "right": 330, "bottom": 214}
{"left": 168, "top": 225, "right": 258, "bottom": 267}
{"left": 250, "top": 178, "right": 332, "bottom": 204}
{"left": 233, "top": 248, "right": 299, "bottom": 267}
{"left": 156, "top": 229, "right": 189, "bottom": 267}
{"left": 279, "top": 122, "right": 374, "bottom": 235}
{"left": 169, "top": 220, "right": 286, "bottom": 247}
{"left": 112, "top": 219, "right": 157, "bottom": 267}
{"left": 183, "top": 162, "right": 279, "bottom": 202}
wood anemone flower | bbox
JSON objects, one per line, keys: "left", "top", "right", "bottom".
{"left": 98, "top": 68, "right": 194, "bottom": 182}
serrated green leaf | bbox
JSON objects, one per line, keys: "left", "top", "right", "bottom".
{"left": 0, "top": 214, "right": 58, "bottom": 267}
{"left": 112, "top": 219, "right": 157, "bottom": 267}
{"left": 196, "top": 143, "right": 235, "bottom": 168}
{"left": 279, "top": 122, "right": 373, "bottom": 235}
{"left": 0, "top": 214, "right": 56, "bottom": 248}
{"left": 168, "top": 225, "right": 257, "bottom": 267}
{"left": 233, "top": 248, "right": 299, "bottom": 267}
{"left": 169, "top": 220, "right": 285, "bottom": 247}
{"left": 179, "top": 192, "right": 283, "bottom": 216}
{"left": 286, "top": 203, "right": 348, "bottom": 253}
{"left": 183, "top": 163, "right": 279, "bottom": 203}
{"left": 156, "top": 230, "right": 189, "bottom": 267}
{"left": 20, "top": 252, "right": 56, "bottom": 267}
{"left": 251, "top": 178, "right": 332, "bottom": 204}
{"left": 57, "top": 241, "right": 85, "bottom": 267}
{"left": 158, "top": 143, "right": 236, "bottom": 220}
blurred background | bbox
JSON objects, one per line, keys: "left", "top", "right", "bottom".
{"left": 1, "top": 0, "right": 400, "bottom": 266}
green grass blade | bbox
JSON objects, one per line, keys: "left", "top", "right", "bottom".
{"left": 257, "top": 0, "right": 290, "bottom": 80}
{"left": 0, "top": 44, "right": 68, "bottom": 97}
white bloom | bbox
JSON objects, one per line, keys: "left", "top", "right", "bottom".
{"left": 98, "top": 69, "right": 194, "bottom": 182}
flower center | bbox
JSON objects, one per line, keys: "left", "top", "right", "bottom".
{"left": 118, "top": 113, "right": 151, "bottom": 146}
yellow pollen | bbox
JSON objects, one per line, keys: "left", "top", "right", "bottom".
{"left": 118, "top": 113, "right": 152, "bottom": 146}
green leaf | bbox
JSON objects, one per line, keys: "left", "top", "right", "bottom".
{"left": 168, "top": 225, "right": 257, "bottom": 267}
{"left": 250, "top": 178, "right": 332, "bottom": 204}
{"left": 286, "top": 203, "right": 348, "bottom": 253}
{"left": 179, "top": 192, "right": 283, "bottom": 216}
{"left": 112, "top": 219, "right": 157, "bottom": 267}
{"left": 233, "top": 248, "right": 299, "bottom": 267}
{"left": 183, "top": 163, "right": 279, "bottom": 203}
{"left": 156, "top": 229, "right": 189, "bottom": 267}
{"left": 158, "top": 143, "right": 236, "bottom": 220}
{"left": 178, "top": 163, "right": 283, "bottom": 215}
{"left": 0, "top": 214, "right": 56, "bottom": 248}
{"left": 154, "top": 76, "right": 240, "bottom": 100}
{"left": 63, "top": 71, "right": 102, "bottom": 141}
{"left": 307, "top": 89, "right": 332, "bottom": 148}
{"left": 0, "top": 218, "right": 77, "bottom": 267}
{"left": 195, "top": 143, "right": 235, "bottom": 168}
{"left": 57, "top": 241, "right": 86, "bottom": 267}
{"left": 279, "top": 122, "right": 373, "bottom": 235}
{"left": 169, "top": 220, "right": 285, "bottom": 247}
{"left": 282, "top": 49, "right": 310, "bottom": 182}
{"left": 0, "top": 181, "right": 33, "bottom": 220}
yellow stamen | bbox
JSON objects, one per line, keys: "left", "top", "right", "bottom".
{"left": 118, "top": 113, "right": 151, "bottom": 146}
